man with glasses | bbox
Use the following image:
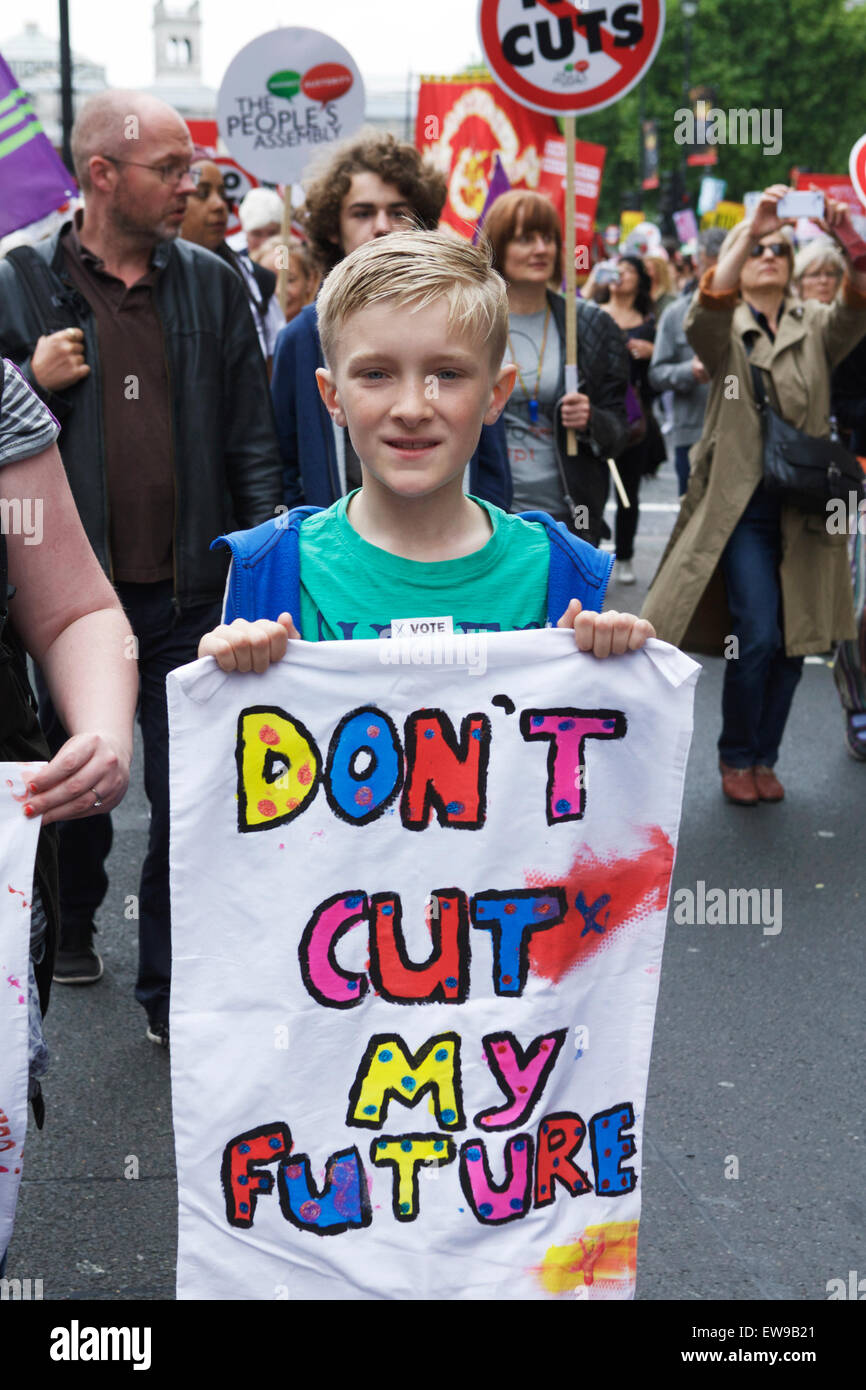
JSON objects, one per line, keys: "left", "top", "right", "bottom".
{"left": 180, "top": 154, "right": 283, "bottom": 367}
{"left": 0, "top": 91, "right": 282, "bottom": 1045}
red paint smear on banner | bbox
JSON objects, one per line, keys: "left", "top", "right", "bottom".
{"left": 525, "top": 825, "right": 673, "bottom": 982}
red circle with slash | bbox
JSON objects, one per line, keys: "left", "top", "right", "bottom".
{"left": 478, "top": 0, "right": 665, "bottom": 115}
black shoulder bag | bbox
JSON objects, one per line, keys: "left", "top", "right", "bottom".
{"left": 749, "top": 363, "right": 864, "bottom": 517}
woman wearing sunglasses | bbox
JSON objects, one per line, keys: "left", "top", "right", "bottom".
{"left": 643, "top": 185, "right": 866, "bottom": 804}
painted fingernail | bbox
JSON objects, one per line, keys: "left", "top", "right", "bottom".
{"left": 23, "top": 804, "right": 34, "bottom": 817}
{"left": 28, "top": 782, "right": 37, "bottom": 793}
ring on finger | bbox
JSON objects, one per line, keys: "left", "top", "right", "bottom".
{"left": 90, "top": 787, "right": 103, "bottom": 808}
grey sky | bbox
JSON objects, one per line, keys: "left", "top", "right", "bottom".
{"left": 4, "top": 0, "right": 485, "bottom": 87}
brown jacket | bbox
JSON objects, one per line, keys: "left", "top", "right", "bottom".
{"left": 642, "top": 270, "right": 866, "bottom": 656}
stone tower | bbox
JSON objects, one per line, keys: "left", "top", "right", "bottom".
{"left": 153, "top": 0, "right": 202, "bottom": 84}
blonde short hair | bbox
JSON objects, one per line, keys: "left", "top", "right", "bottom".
{"left": 317, "top": 229, "right": 509, "bottom": 370}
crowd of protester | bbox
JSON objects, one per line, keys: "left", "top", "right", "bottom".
{"left": 1, "top": 85, "right": 865, "bottom": 1278}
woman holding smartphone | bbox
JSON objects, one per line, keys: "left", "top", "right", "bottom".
{"left": 643, "top": 186, "right": 866, "bottom": 803}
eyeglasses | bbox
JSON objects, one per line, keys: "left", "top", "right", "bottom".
{"left": 100, "top": 155, "right": 194, "bottom": 186}
{"left": 802, "top": 268, "right": 842, "bottom": 280}
{"left": 748, "top": 242, "right": 789, "bottom": 259}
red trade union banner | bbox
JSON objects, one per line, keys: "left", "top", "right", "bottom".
{"left": 477, "top": 0, "right": 666, "bottom": 117}
{"left": 537, "top": 136, "right": 606, "bottom": 248}
{"left": 187, "top": 119, "right": 219, "bottom": 151}
{"left": 795, "top": 170, "right": 866, "bottom": 240}
{"left": 416, "top": 79, "right": 557, "bottom": 237}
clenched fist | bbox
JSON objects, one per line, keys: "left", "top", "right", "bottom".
{"left": 560, "top": 391, "right": 591, "bottom": 431}
{"left": 31, "top": 327, "right": 90, "bottom": 391}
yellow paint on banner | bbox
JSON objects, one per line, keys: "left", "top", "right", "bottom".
{"left": 536, "top": 1219, "right": 639, "bottom": 1293}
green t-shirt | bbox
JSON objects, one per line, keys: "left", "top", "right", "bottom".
{"left": 298, "top": 494, "right": 550, "bottom": 641}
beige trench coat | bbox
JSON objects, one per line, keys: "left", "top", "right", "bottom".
{"left": 642, "top": 276, "right": 866, "bottom": 656}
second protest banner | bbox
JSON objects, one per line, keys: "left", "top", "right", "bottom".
{"left": 168, "top": 629, "right": 697, "bottom": 1300}
{"left": 0, "top": 765, "right": 41, "bottom": 1257}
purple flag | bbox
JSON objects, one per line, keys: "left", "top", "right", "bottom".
{"left": 0, "top": 50, "right": 78, "bottom": 239}
{"left": 472, "top": 153, "right": 512, "bottom": 245}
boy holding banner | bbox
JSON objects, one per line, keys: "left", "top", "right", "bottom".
{"left": 180, "top": 231, "right": 686, "bottom": 1300}
{"left": 201, "top": 230, "right": 654, "bottom": 662}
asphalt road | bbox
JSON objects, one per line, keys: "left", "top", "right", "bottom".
{"left": 7, "top": 455, "right": 865, "bottom": 1302}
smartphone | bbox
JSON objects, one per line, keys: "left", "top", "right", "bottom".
{"left": 595, "top": 262, "right": 621, "bottom": 285}
{"left": 776, "top": 190, "right": 825, "bottom": 220}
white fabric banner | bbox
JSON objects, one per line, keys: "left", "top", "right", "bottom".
{"left": 0, "top": 764, "right": 41, "bottom": 1257}
{"left": 168, "top": 630, "right": 698, "bottom": 1300}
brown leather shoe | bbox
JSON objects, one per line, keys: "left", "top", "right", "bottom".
{"left": 753, "top": 765, "right": 785, "bottom": 801}
{"left": 719, "top": 762, "right": 759, "bottom": 805}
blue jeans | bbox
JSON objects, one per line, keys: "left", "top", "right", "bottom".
{"left": 674, "top": 444, "right": 692, "bottom": 496}
{"left": 718, "top": 487, "right": 804, "bottom": 768}
{"left": 37, "top": 581, "right": 222, "bottom": 1026}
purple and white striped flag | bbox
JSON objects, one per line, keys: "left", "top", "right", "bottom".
{"left": 0, "top": 50, "right": 78, "bottom": 239}
{"left": 472, "top": 152, "right": 512, "bottom": 245}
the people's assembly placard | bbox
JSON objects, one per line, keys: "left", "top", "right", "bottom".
{"left": 168, "top": 629, "right": 697, "bottom": 1300}
{"left": 217, "top": 27, "right": 365, "bottom": 184}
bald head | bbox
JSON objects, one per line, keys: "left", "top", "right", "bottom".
{"left": 71, "top": 91, "right": 190, "bottom": 191}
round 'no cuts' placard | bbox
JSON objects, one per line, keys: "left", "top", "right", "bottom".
{"left": 217, "top": 28, "right": 365, "bottom": 184}
{"left": 478, "top": 0, "right": 666, "bottom": 116}
{"left": 850, "top": 134, "right": 866, "bottom": 211}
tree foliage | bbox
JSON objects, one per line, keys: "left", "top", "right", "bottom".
{"left": 579, "top": 0, "right": 866, "bottom": 227}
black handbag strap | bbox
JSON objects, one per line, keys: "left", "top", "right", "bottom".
{"left": 5, "top": 244, "right": 70, "bottom": 335}
{"left": 749, "top": 361, "right": 772, "bottom": 413}
{"left": 744, "top": 336, "right": 783, "bottom": 416}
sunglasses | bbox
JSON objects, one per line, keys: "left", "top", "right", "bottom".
{"left": 748, "top": 242, "right": 789, "bottom": 259}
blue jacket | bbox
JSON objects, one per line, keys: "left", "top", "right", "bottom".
{"left": 214, "top": 506, "right": 613, "bottom": 634}
{"left": 271, "top": 303, "right": 513, "bottom": 510}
